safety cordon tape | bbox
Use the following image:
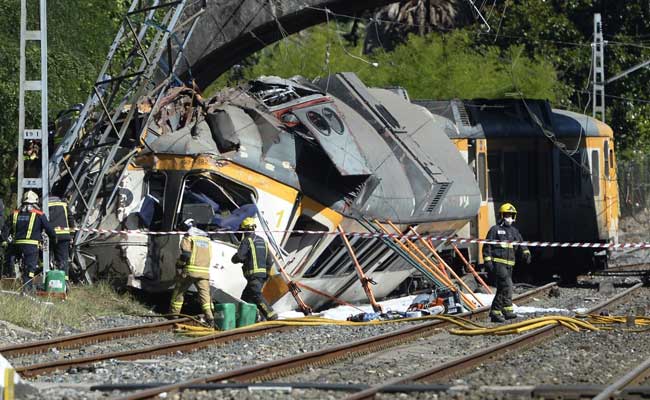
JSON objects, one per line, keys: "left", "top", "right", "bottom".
{"left": 71, "top": 227, "right": 644, "bottom": 251}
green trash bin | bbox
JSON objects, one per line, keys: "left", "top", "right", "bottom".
{"left": 213, "top": 303, "right": 236, "bottom": 330}
{"left": 44, "top": 270, "right": 66, "bottom": 295}
{"left": 237, "top": 302, "right": 258, "bottom": 327}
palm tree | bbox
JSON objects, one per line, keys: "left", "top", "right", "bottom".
{"left": 363, "top": 0, "right": 476, "bottom": 53}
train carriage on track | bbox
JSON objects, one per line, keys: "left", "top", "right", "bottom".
{"left": 415, "top": 98, "right": 620, "bottom": 279}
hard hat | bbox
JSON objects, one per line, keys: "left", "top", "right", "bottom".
{"left": 23, "top": 190, "right": 39, "bottom": 204}
{"left": 182, "top": 218, "right": 195, "bottom": 229}
{"left": 499, "top": 203, "right": 517, "bottom": 215}
{"left": 240, "top": 217, "right": 256, "bottom": 230}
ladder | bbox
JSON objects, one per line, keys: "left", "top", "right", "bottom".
{"left": 45, "top": 1, "right": 204, "bottom": 275}
{"left": 18, "top": 0, "right": 50, "bottom": 272}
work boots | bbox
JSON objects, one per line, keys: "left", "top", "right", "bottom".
{"left": 503, "top": 307, "right": 517, "bottom": 320}
{"left": 489, "top": 311, "right": 505, "bottom": 323}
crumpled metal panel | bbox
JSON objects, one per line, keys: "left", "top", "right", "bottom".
{"left": 292, "top": 102, "right": 371, "bottom": 176}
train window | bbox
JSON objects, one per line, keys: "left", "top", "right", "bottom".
{"left": 519, "top": 152, "right": 538, "bottom": 200}
{"left": 176, "top": 174, "right": 256, "bottom": 244}
{"left": 283, "top": 216, "right": 328, "bottom": 271}
{"left": 325, "top": 237, "right": 375, "bottom": 276}
{"left": 503, "top": 152, "right": 519, "bottom": 199}
{"left": 487, "top": 153, "right": 502, "bottom": 200}
{"left": 478, "top": 153, "right": 487, "bottom": 201}
{"left": 303, "top": 236, "right": 346, "bottom": 278}
{"left": 604, "top": 141, "right": 610, "bottom": 178}
{"left": 559, "top": 153, "right": 582, "bottom": 198}
{"left": 374, "top": 251, "right": 400, "bottom": 272}
{"left": 143, "top": 172, "right": 166, "bottom": 231}
{"left": 591, "top": 150, "right": 600, "bottom": 196}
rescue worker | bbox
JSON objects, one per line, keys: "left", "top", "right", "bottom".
{"left": 49, "top": 195, "right": 74, "bottom": 282}
{"left": 169, "top": 219, "right": 214, "bottom": 326}
{"left": 231, "top": 217, "right": 278, "bottom": 321}
{"left": 10, "top": 191, "right": 57, "bottom": 292}
{"left": 483, "top": 203, "right": 531, "bottom": 323}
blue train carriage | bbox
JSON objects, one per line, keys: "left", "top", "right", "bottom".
{"left": 415, "top": 99, "right": 619, "bottom": 279}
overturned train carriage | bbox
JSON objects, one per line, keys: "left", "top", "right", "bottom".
{"left": 416, "top": 99, "right": 619, "bottom": 278}
{"left": 63, "top": 73, "right": 480, "bottom": 312}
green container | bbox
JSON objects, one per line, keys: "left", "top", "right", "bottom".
{"left": 45, "top": 270, "right": 66, "bottom": 294}
{"left": 213, "top": 303, "right": 236, "bottom": 330}
{"left": 237, "top": 302, "right": 258, "bottom": 327}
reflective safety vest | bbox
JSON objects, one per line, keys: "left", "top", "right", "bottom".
{"left": 482, "top": 222, "right": 530, "bottom": 267}
{"left": 12, "top": 208, "right": 56, "bottom": 246}
{"left": 49, "top": 199, "right": 73, "bottom": 240}
{"left": 180, "top": 235, "right": 212, "bottom": 279}
{"left": 232, "top": 233, "right": 272, "bottom": 278}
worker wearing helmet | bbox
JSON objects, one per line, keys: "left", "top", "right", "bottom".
{"left": 483, "top": 203, "right": 531, "bottom": 323}
{"left": 231, "top": 217, "right": 278, "bottom": 321}
{"left": 48, "top": 195, "right": 74, "bottom": 283}
{"left": 169, "top": 218, "right": 215, "bottom": 326}
{"left": 9, "top": 191, "right": 57, "bottom": 292}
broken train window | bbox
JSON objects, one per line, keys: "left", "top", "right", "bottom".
{"left": 139, "top": 172, "right": 166, "bottom": 231}
{"left": 176, "top": 173, "right": 256, "bottom": 244}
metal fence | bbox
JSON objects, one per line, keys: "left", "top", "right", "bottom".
{"left": 613, "top": 155, "right": 650, "bottom": 266}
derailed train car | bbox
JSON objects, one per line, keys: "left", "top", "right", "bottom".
{"left": 57, "top": 73, "right": 481, "bottom": 312}
{"left": 415, "top": 98, "right": 619, "bottom": 278}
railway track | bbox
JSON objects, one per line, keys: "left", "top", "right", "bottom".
{"left": 106, "top": 283, "right": 557, "bottom": 400}
{"left": 12, "top": 323, "right": 293, "bottom": 377}
{"left": 593, "top": 354, "right": 650, "bottom": 400}
{"left": 344, "top": 282, "right": 643, "bottom": 400}
{"left": 0, "top": 317, "right": 193, "bottom": 358}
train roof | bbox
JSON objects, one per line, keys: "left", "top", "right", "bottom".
{"left": 413, "top": 99, "right": 613, "bottom": 139}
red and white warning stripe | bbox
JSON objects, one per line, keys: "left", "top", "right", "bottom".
{"left": 72, "top": 227, "right": 641, "bottom": 251}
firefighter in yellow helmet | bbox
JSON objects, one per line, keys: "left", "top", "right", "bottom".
{"left": 483, "top": 203, "right": 531, "bottom": 323}
{"left": 169, "top": 218, "right": 214, "bottom": 326}
{"left": 231, "top": 217, "right": 278, "bottom": 321}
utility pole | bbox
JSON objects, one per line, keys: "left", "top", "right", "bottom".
{"left": 593, "top": 13, "right": 605, "bottom": 122}
{"left": 18, "top": 0, "right": 49, "bottom": 273}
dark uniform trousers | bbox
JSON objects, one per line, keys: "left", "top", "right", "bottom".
{"left": 491, "top": 263, "right": 514, "bottom": 313}
{"left": 241, "top": 274, "right": 276, "bottom": 320}
{"left": 232, "top": 232, "right": 278, "bottom": 321}
{"left": 53, "top": 239, "right": 70, "bottom": 279}
{"left": 17, "top": 244, "right": 39, "bottom": 289}
{"left": 483, "top": 222, "right": 529, "bottom": 317}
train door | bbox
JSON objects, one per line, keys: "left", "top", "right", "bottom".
{"left": 602, "top": 139, "right": 619, "bottom": 242}
{"left": 474, "top": 139, "right": 489, "bottom": 264}
{"left": 552, "top": 147, "right": 598, "bottom": 242}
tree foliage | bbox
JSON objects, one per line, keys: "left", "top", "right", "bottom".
{"left": 0, "top": 0, "right": 126, "bottom": 205}
{"left": 210, "top": 26, "right": 562, "bottom": 102}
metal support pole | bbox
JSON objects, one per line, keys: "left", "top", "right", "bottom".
{"left": 593, "top": 13, "right": 605, "bottom": 122}
{"left": 338, "top": 226, "right": 382, "bottom": 313}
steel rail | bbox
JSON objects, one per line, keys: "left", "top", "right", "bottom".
{"left": 16, "top": 324, "right": 292, "bottom": 377}
{"left": 113, "top": 283, "right": 557, "bottom": 400}
{"left": 346, "top": 282, "right": 644, "bottom": 400}
{"left": 90, "top": 382, "right": 650, "bottom": 397}
{"left": 0, "top": 318, "right": 192, "bottom": 358}
{"left": 593, "top": 355, "right": 650, "bottom": 400}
